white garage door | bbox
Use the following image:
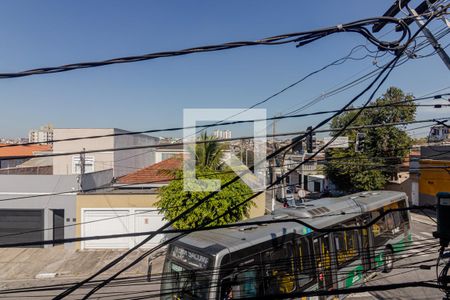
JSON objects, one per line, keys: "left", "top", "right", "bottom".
{"left": 82, "top": 209, "right": 165, "bottom": 250}
{"left": 135, "top": 210, "right": 165, "bottom": 249}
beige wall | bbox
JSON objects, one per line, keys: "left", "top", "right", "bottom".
{"left": 53, "top": 128, "right": 115, "bottom": 175}
{"left": 53, "top": 128, "right": 158, "bottom": 177}
{"left": 247, "top": 193, "right": 266, "bottom": 219}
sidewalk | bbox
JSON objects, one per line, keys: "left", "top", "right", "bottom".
{"left": 410, "top": 212, "right": 437, "bottom": 226}
{"left": 0, "top": 247, "right": 160, "bottom": 282}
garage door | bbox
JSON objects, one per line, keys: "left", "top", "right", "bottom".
{"left": 82, "top": 209, "right": 165, "bottom": 249}
{"left": 0, "top": 209, "right": 44, "bottom": 248}
{"left": 135, "top": 210, "right": 165, "bottom": 249}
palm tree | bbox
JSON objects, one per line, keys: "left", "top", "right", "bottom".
{"left": 194, "top": 132, "right": 225, "bottom": 170}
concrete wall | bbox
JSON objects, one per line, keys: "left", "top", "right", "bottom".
{"left": 53, "top": 128, "right": 158, "bottom": 178}
{"left": 53, "top": 128, "right": 115, "bottom": 176}
{"left": 0, "top": 170, "right": 113, "bottom": 248}
{"left": 385, "top": 179, "right": 413, "bottom": 204}
{"left": 0, "top": 174, "right": 79, "bottom": 248}
{"left": 113, "top": 129, "right": 158, "bottom": 177}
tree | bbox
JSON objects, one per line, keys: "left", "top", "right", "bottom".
{"left": 324, "top": 87, "right": 416, "bottom": 192}
{"left": 156, "top": 132, "right": 254, "bottom": 229}
{"left": 195, "top": 131, "right": 226, "bottom": 170}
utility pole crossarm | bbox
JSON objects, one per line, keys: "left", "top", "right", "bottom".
{"left": 407, "top": 6, "right": 450, "bottom": 71}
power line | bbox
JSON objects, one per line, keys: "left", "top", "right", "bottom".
{"left": 77, "top": 33, "right": 407, "bottom": 300}
{"left": 0, "top": 203, "right": 434, "bottom": 247}
{"left": 0, "top": 17, "right": 410, "bottom": 80}
{"left": 54, "top": 8, "right": 448, "bottom": 298}
{"left": 0, "top": 91, "right": 445, "bottom": 153}
{"left": 0, "top": 114, "right": 447, "bottom": 163}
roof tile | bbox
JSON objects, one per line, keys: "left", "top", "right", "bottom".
{"left": 117, "top": 155, "right": 183, "bottom": 184}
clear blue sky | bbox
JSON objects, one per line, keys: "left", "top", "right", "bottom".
{"left": 0, "top": 0, "right": 449, "bottom": 138}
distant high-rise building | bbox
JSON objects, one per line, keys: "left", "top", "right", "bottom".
{"left": 29, "top": 124, "right": 54, "bottom": 144}
{"left": 212, "top": 129, "right": 231, "bottom": 139}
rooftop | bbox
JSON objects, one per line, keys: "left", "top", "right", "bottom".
{"left": 0, "top": 144, "right": 52, "bottom": 158}
{"left": 117, "top": 155, "right": 182, "bottom": 184}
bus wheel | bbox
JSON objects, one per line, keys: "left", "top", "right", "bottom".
{"left": 383, "top": 247, "right": 394, "bottom": 273}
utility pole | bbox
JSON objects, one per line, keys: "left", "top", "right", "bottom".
{"left": 270, "top": 115, "right": 280, "bottom": 213}
{"left": 407, "top": 6, "right": 450, "bottom": 70}
{"left": 372, "top": 0, "right": 450, "bottom": 70}
{"left": 80, "top": 148, "right": 86, "bottom": 176}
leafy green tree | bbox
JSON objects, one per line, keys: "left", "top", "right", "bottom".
{"left": 157, "top": 169, "right": 253, "bottom": 229}
{"left": 195, "top": 131, "right": 226, "bottom": 170}
{"left": 157, "top": 132, "right": 253, "bottom": 229}
{"left": 325, "top": 87, "right": 416, "bottom": 192}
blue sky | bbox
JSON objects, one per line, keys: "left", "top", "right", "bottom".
{"left": 0, "top": 0, "right": 449, "bottom": 138}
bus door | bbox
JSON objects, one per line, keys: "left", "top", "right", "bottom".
{"left": 360, "top": 215, "right": 374, "bottom": 272}
{"left": 313, "top": 235, "right": 333, "bottom": 292}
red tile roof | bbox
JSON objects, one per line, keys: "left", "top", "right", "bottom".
{"left": 117, "top": 155, "right": 183, "bottom": 184}
{"left": 0, "top": 144, "right": 52, "bottom": 158}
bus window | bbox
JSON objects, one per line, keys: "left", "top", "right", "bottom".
{"left": 334, "top": 228, "right": 359, "bottom": 266}
{"left": 394, "top": 200, "right": 409, "bottom": 229}
{"left": 219, "top": 253, "right": 263, "bottom": 299}
{"left": 314, "top": 235, "right": 333, "bottom": 290}
{"left": 263, "top": 243, "right": 296, "bottom": 295}
{"left": 161, "top": 260, "right": 210, "bottom": 300}
{"left": 297, "top": 237, "right": 314, "bottom": 286}
{"left": 221, "top": 268, "right": 261, "bottom": 299}
{"left": 384, "top": 201, "right": 408, "bottom": 235}
{"left": 371, "top": 209, "right": 390, "bottom": 246}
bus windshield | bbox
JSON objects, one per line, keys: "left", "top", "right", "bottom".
{"left": 161, "top": 258, "right": 210, "bottom": 299}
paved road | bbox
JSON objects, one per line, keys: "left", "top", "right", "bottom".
{"left": 350, "top": 214, "right": 442, "bottom": 300}
{"left": 0, "top": 216, "right": 443, "bottom": 299}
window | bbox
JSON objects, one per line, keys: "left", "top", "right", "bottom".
{"left": 297, "top": 237, "right": 314, "bottom": 286}
{"left": 72, "top": 156, "right": 95, "bottom": 174}
{"left": 220, "top": 254, "right": 263, "bottom": 299}
{"left": 371, "top": 201, "right": 408, "bottom": 246}
{"left": 161, "top": 260, "right": 210, "bottom": 300}
{"left": 313, "top": 235, "right": 333, "bottom": 290}
{"left": 263, "top": 243, "right": 296, "bottom": 295}
{"left": 333, "top": 226, "right": 359, "bottom": 267}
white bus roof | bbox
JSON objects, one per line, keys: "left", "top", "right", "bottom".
{"left": 175, "top": 190, "right": 407, "bottom": 255}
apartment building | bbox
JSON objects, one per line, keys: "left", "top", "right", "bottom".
{"left": 52, "top": 128, "right": 158, "bottom": 178}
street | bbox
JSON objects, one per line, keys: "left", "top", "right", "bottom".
{"left": 0, "top": 215, "right": 443, "bottom": 300}
{"left": 350, "top": 213, "right": 442, "bottom": 300}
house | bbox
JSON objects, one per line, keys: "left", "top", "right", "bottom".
{"left": 428, "top": 125, "right": 449, "bottom": 142}
{"left": 416, "top": 145, "right": 450, "bottom": 205}
{"left": 0, "top": 169, "right": 113, "bottom": 248}
{"left": 76, "top": 156, "right": 181, "bottom": 250}
{"left": 52, "top": 128, "right": 158, "bottom": 178}
{"left": 0, "top": 143, "right": 51, "bottom": 169}
{"left": 76, "top": 156, "right": 266, "bottom": 250}
{"left": 384, "top": 150, "right": 420, "bottom": 205}
{"left": 154, "top": 143, "right": 186, "bottom": 164}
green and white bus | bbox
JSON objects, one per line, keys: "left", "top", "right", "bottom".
{"left": 159, "top": 190, "right": 411, "bottom": 300}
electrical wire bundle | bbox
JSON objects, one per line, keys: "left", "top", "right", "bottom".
{"left": 0, "top": 17, "right": 410, "bottom": 79}
{"left": 0, "top": 3, "right": 448, "bottom": 300}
